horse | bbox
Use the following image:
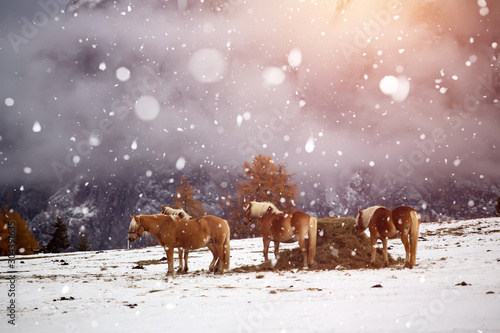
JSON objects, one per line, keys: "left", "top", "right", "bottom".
{"left": 161, "top": 205, "right": 192, "bottom": 220}
{"left": 356, "top": 206, "right": 420, "bottom": 268}
{"left": 244, "top": 201, "right": 317, "bottom": 268}
{"left": 160, "top": 205, "right": 193, "bottom": 273}
{"left": 128, "top": 214, "right": 230, "bottom": 277}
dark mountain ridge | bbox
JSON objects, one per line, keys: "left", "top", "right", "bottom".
{"left": 1, "top": 166, "right": 498, "bottom": 251}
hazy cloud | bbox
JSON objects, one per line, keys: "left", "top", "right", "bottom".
{"left": 0, "top": 0, "right": 498, "bottom": 190}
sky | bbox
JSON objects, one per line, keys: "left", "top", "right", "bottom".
{"left": 0, "top": 0, "right": 499, "bottom": 192}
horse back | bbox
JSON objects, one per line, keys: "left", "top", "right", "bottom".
{"left": 391, "top": 206, "right": 416, "bottom": 233}
{"left": 164, "top": 215, "right": 225, "bottom": 250}
{"left": 370, "top": 206, "right": 390, "bottom": 223}
{"left": 197, "top": 215, "right": 230, "bottom": 239}
{"left": 291, "top": 211, "right": 312, "bottom": 228}
{"left": 260, "top": 212, "right": 293, "bottom": 242}
{"left": 370, "top": 207, "right": 398, "bottom": 238}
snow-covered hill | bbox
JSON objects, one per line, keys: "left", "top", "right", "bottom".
{"left": 1, "top": 217, "right": 499, "bottom": 332}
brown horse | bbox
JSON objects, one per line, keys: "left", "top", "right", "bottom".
{"left": 160, "top": 205, "right": 192, "bottom": 273}
{"left": 244, "top": 201, "right": 317, "bottom": 268}
{"left": 128, "top": 214, "right": 230, "bottom": 277}
{"left": 356, "top": 206, "right": 420, "bottom": 268}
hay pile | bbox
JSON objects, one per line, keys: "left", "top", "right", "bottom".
{"left": 233, "top": 217, "right": 399, "bottom": 273}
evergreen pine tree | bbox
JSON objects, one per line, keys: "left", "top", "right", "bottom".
{"left": 172, "top": 175, "right": 206, "bottom": 217}
{"left": 46, "top": 217, "right": 71, "bottom": 253}
{"left": 76, "top": 234, "right": 91, "bottom": 252}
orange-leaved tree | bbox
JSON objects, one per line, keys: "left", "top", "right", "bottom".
{"left": 0, "top": 206, "right": 40, "bottom": 256}
{"left": 220, "top": 155, "right": 297, "bottom": 238}
{"left": 172, "top": 175, "right": 206, "bottom": 217}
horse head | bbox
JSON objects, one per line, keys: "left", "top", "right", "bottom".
{"left": 356, "top": 209, "right": 364, "bottom": 232}
{"left": 128, "top": 215, "right": 145, "bottom": 243}
{"left": 243, "top": 202, "right": 255, "bottom": 226}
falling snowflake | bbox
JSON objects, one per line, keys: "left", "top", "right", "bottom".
{"left": 262, "top": 66, "right": 285, "bottom": 86}
{"left": 188, "top": 48, "right": 227, "bottom": 83}
{"left": 32, "top": 121, "right": 41, "bottom": 133}
{"left": 4, "top": 98, "right": 14, "bottom": 106}
{"left": 287, "top": 48, "right": 302, "bottom": 67}
{"left": 116, "top": 66, "right": 131, "bottom": 81}
{"left": 379, "top": 75, "right": 410, "bottom": 102}
{"left": 135, "top": 95, "right": 160, "bottom": 121}
{"left": 176, "top": 157, "right": 186, "bottom": 170}
{"left": 305, "top": 136, "right": 315, "bottom": 153}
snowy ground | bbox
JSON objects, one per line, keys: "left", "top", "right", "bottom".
{"left": 1, "top": 218, "right": 500, "bottom": 332}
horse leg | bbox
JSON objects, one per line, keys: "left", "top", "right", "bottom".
{"left": 183, "top": 250, "right": 189, "bottom": 273}
{"left": 177, "top": 248, "right": 184, "bottom": 274}
{"left": 409, "top": 210, "right": 420, "bottom": 268}
{"left": 382, "top": 237, "right": 389, "bottom": 267}
{"left": 370, "top": 235, "right": 377, "bottom": 266}
{"left": 215, "top": 241, "right": 225, "bottom": 275}
{"left": 165, "top": 246, "right": 175, "bottom": 277}
{"left": 298, "top": 236, "right": 308, "bottom": 268}
{"left": 401, "top": 232, "right": 411, "bottom": 268}
{"left": 206, "top": 240, "right": 218, "bottom": 272}
{"left": 262, "top": 237, "right": 271, "bottom": 262}
{"left": 274, "top": 241, "right": 280, "bottom": 260}
{"left": 307, "top": 217, "right": 318, "bottom": 267}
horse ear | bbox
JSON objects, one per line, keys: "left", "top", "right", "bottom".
{"left": 358, "top": 209, "right": 362, "bottom": 214}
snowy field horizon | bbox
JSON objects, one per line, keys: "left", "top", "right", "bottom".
{"left": 1, "top": 217, "right": 499, "bottom": 332}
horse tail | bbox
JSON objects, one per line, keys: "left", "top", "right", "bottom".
{"left": 223, "top": 221, "right": 231, "bottom": 270}
{"left": 409, "top": 209, "right": 420, "bottom": 268}
{"left": 308, "top": 217, "right": 318, "bottom": 266}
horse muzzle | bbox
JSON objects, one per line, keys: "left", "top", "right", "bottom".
{"left": 243, "top": 217, "right": 255, "bottom": 226}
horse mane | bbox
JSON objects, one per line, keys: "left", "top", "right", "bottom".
{"left": 130, "top": 215, "right": 138, "bottom": 229}
{"left": 249, "top": 201, "right": 283, "bottom": 218}
{"left": 162, "top": 206, "right": 192, "bottom": 220}
{"left": 358, "top": 206, "right": 385, "bottom": 230}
